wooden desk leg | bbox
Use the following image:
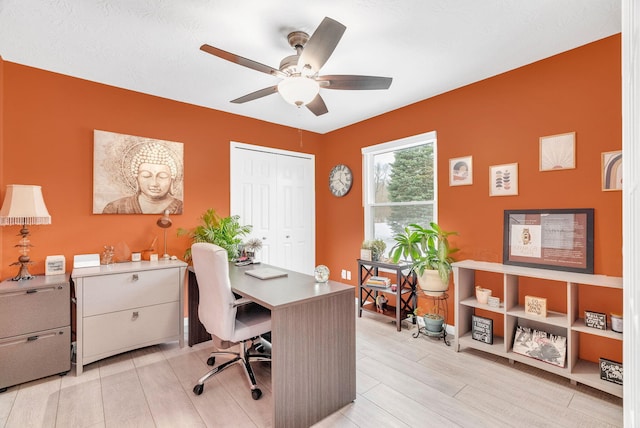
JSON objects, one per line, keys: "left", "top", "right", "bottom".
{"left": 271, "top": 289, "right": 356, "bottom": 428}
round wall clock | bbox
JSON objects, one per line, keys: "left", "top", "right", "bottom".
{"left": 329, "top": 164, "right": 353, "bottom": 197}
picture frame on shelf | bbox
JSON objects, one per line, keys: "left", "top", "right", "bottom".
{"left": 45, "top": 255, "right": 66, "bottom": 276}
{"left": 524, "top": 295, "right": 547, "bottom": 318}
{"left": 585, "top": 311, "right": 607, "bottom": 330}
{"left": 449, "top": 155, "right": 473, "bottom": 186}
{"left": 471, "top": 315, "right": 493, "bottom": 344}
{"left": 513, "top": 325, "right": 567, "bottom": 368}
{"left": 539, "top": 132, "right": 576, "bottom": 171}
{"left": 599, "top": 358, "right": 623, "bottom": 385}
{"left": 489, "top": 163, "right": 518, "bottom": 196}
{"left": 503, "top": 208, "right": 594, "bottom": 274}
{"left": 601, "top": 150, "right": 622, "bottom": 191}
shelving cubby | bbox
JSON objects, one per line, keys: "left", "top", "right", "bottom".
{"left": 453, "top": 260, "right": 623, "bottom": 397}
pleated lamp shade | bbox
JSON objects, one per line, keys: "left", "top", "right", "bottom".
{"left": 0, "top": 184, "right": 51, "bottom": 226}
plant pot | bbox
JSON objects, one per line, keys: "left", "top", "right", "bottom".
{"left": 475, "top": 286, "right": 492, "bottom": 304}
{"left": 423, "top": 314, "right": 444, "bottom": 333}
{"left": 417, "top": 269, "right": 449, "bottom": 296}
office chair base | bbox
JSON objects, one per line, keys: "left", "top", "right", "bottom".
{"left": 193, "top": 337, "right": 271, "bottom": 400}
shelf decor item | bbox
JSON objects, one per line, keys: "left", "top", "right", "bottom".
{"left": 599, "top": 358, "right": 623, "bottom": 385}
{"left": 45, "top": 255, "right": 66, "bottom": 276}
{"left": 503, "top": 208, "right": 594, "bottom": 274}
{"left": 471, "top": 315, "right": 493, "bottom": 344}
{"left": 610, "top": 313, "right": 623, "bottom": 333}
{"left": 475, "top": 286, "right": 492, "bottom": 304}
{"left": 524, "top": 295, "right": 547, "bottom": 318}
{"left": 314, "top": 265, "right": 330, "bottom": 283}
{"left": 584, "top": 310, "right": 607, "bottom": 330}
{"left": 487, "top": 296, "right": 500, "bottom": 308}
{"left": 513, "top": 325, "right": 567, "bottom": 368}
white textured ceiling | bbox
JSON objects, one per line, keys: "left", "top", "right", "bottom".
{"left": 0, "top": 1, "right": 621, "bottom": 134}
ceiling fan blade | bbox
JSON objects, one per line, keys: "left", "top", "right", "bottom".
{"left": 231, "top": 85, "right": 279, "bottom": 104}
{"left": 306, "top": 94, "right": 329, "bottom": 116}
{"left": 298, "top": 17, "right": 346, "bottom": 72}
{"left": 317, "top": 75, "right": 393, "bottom": 90}
{"left": 200, "top": 44, "right": 286, "bottom": 78}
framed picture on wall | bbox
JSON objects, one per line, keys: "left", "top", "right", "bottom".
{"left": 489, "top": 163, "right": 518, "bottom": 196}
{"left": 539, "top": 132, "right": 576, "bottom": 171}
{"left": 449, "top": 156, "right": 473, "bottom": 186}
{"left": 602, "top": 150, "right": 622, "bottom": 191}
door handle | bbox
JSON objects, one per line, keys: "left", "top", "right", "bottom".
{"left": 132, "top": 311, "right": 139, "bottom": 320}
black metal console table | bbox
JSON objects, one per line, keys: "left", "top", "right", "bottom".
{"left": 357, "top": 259, "right": 417, "bottom": 331}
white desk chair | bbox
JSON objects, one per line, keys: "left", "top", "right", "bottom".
{"left": 191, "top": 243, "right": 271, "bottom": 399}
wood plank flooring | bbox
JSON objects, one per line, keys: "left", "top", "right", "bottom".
{"left": 0, "top": 315, "right": 622, "bottom": 427}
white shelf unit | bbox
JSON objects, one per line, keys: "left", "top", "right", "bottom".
{"left": 453, "top": 260, "right": 623, "bottom": 397}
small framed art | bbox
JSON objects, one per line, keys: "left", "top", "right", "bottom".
{"left": 489, "top": 163, "right": 518, "bottom": 196}
{"left": 471, "top": 315, "right": 493, "bottom": 344}
{"left": 602, "top": 150, "right": 622, "bottom": 191}
{"left": 449, "top": 156, "right": 472, "bottom": 186}
{"left": 539, "top": 132, "right": 576, "bottom": 171}
{"left": 45, "top": 255, "right": 66, "bottom": 276}
{"left": 585, "top": 311, "right": 607, "bottom": 330}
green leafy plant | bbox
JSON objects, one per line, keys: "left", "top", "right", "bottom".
{"left": 389, "top": 221, "right": 458, "bottom": 283}
{"left": 362, "top": 239, "right": 387, "bottom": 261}
{"left": 178, "top": 209, "right": 252, "bottom": 261}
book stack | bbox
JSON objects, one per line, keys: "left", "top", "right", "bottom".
{"left": 366, "top": 276, "right": 391, "bottom": 289}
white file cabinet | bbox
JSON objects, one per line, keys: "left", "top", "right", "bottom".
{"left": 72, "top": 260, "right": 187, "bottom": 375}
{"left": 0, "top": 274, "right": 71, "bottom": 391}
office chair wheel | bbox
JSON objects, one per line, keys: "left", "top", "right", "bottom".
{"left": 193, "top": 384, "right": 204, "bottom": 395}
{"left": 251, "top": 388, "right": 262, "bottom": 400}
{"left": 207, "top": 356, "right": 215, "bottom": 366}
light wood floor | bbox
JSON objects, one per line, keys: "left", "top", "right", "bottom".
{"left": 0, "top": 315, "right": 623, "bottom": 427}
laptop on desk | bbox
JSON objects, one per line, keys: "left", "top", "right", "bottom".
{"left": 244, "top": 267, "right": 288, "bottom": 280}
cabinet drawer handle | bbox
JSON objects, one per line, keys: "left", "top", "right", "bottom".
{"left": 27, "top": 335, "right": 39, "bottom": 341}
{"left": 26, "top": 289, "right": 38, "bottom": 294}
{"left": 132, "top": 274, "right": 139, "bottom": 281}
{"left": 132, "top": 311, "right": 139, "bottom": 320}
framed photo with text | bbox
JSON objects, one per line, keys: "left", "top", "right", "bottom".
{"left": 503, "top": 208, "right": 594, "bottom": 273}
{"left": 471, "top": 315, "right": 493, "bottom": 344}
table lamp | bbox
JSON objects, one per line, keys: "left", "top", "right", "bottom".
{"left": 0, "top": 184, "right": 51, "bottom": 281}
{"left": 156, "top": 210, "right": 172, "bottom": 260}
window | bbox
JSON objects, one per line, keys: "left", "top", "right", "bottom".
{"left": 362, "top": 131, "right": 437, "bottom": 255}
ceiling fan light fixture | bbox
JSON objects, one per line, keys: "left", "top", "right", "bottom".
{"left": 277, "top": 76, "right": 319, "bottom": 107}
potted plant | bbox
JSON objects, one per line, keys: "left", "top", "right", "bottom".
{"left": 178, "top": 208, "right": 252, "bottom": 261}
{"left": 422, "top": 306, "right": 445, "bottom": 333}
{"left": 389, "top": 221, "right": 458, "bottom": 296}
{"left": 361, "top": 239, "right": 387, "bottom": 261}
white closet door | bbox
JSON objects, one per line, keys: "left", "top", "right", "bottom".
{"left": 230, "top": 143, "right": 315, "bottom": 274}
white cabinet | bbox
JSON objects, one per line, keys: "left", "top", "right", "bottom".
{"left": 72, "top": 260, "right": 187, "bottom": 375}
{"left": 453, "top": 260, "right": 623, "bottom": 397}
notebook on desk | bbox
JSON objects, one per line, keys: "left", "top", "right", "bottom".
{"left": 244, "top": 267, "right": 288, "bottom": 280}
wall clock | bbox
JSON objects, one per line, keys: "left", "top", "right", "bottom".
{"left": 329, "top": 164, "right": 353, "bottom": 197}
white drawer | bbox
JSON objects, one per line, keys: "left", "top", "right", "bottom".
{"left": 83, "top": 301, "right": 179, "bottom": 360}
{"left": 83, "top": 268, "right": 179, "bottom": 316}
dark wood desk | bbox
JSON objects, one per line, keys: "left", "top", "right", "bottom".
{"left": 189, "top": 264, "right": 356, "bottom": 428}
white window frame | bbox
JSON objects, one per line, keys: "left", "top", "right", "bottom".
{"left": 361, "top": 131, "right": 438, "bottom": 241}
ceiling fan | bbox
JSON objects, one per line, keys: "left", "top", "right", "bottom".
{"left": 200, "top": 17, "right": 392, "bottom": 116}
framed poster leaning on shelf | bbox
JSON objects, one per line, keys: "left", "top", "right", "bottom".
{"left": 503, "top": 208, "right": 594, "bottom": 274}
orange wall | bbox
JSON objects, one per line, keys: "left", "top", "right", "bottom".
{"left": 0, "top": 62, "right": 322, "bottom": 275}
{"left": 316, "top": 35, "right": 622, "bottom": 361}
{"left": 1, "top": 35, "right": 622, "bottom": 360}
